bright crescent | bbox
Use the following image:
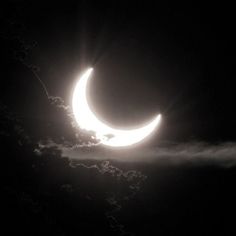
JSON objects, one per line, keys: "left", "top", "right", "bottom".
{"left": 72, "top": 68, "right": 161, "bottom": 147}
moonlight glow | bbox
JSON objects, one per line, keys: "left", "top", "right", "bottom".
{"left": 72, "top": 68, "right": 161, "bottom": 147}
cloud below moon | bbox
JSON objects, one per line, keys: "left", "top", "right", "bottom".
{"left": 60, "top": 142, "right": 236, "bottom": 167}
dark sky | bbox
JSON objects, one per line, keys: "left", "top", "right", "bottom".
{"left": 2, "top": 1, "right": 235, "bottom": 142}
{"left": 1, "top": 1, "right": 236, "bottom": 235}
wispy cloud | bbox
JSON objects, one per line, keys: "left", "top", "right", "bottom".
{"left": 61, "top": 142, "right": 236, "bottom": 167}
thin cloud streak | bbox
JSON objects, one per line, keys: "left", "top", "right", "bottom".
{"left": 62, "top": 142, "right": 236, "bottom": 167}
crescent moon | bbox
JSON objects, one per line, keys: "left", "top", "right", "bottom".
{"left": 72, "top": 68, "right": 161, "bottom": 147}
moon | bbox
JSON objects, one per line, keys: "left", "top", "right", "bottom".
{"left": 72, "top": 68, "right": 161, "bottom": 147}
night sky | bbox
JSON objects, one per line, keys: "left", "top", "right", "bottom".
{"left": 1, "top": 1, "right": 236, "bottom": 235}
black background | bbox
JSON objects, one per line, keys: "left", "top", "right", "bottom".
{"left": 1, "top": 1, "right": 236, "bottom": 235}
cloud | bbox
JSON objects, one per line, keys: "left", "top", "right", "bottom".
{"left": 1, "top": 15, "right": 98, "bottom": 148}
{"left": 0, "top": 102, "right": 31, "bottom": 145}
{"left": 61, "top": 142, "right": 236, "bottom": 167}
{"left": 70, "top": 160, "right": 146, "bottom": 236}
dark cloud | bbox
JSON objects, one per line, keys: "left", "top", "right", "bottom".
{"left": 0, "top": 102, "right": 146, "bottom": 235}
{"left": 1, "top": 8, "right": 99, "bottom": 149}
{"left": 71, "top": 160, "right": 146, "bottom": 235}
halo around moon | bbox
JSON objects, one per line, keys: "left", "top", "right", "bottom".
{"left": 72, "top": 68, "right": 161, "bottom": 147}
